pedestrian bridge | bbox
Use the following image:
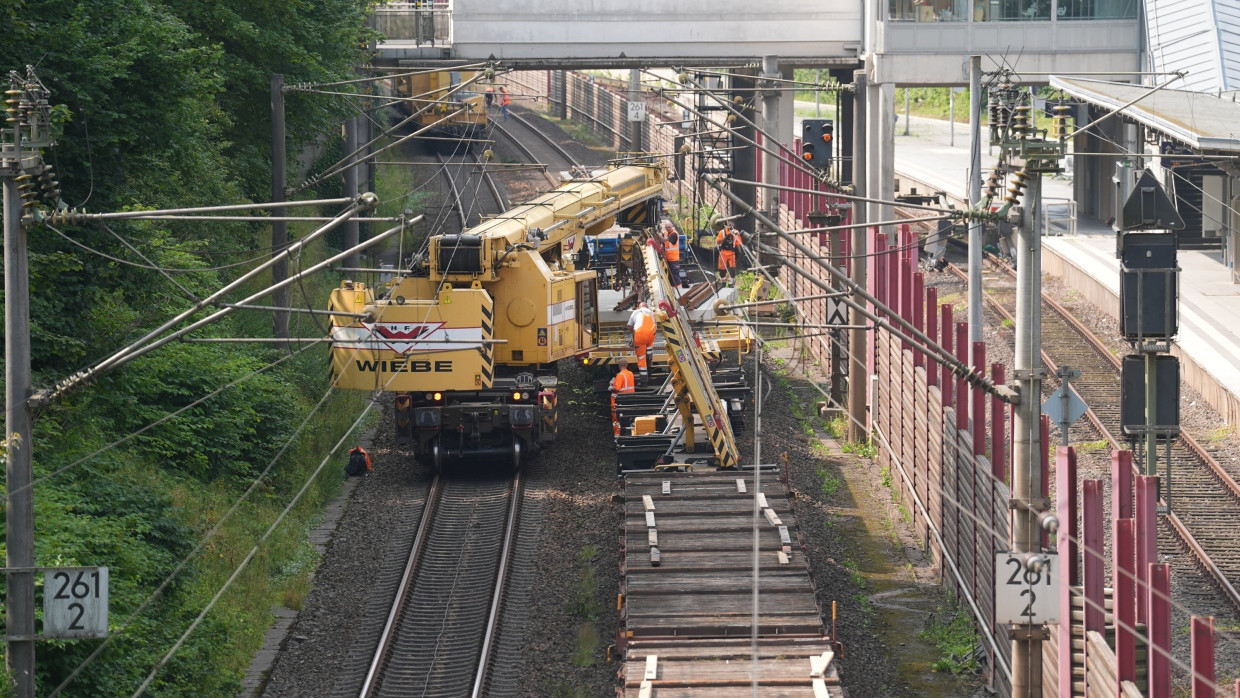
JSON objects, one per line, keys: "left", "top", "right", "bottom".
{"left": 372, "top": 0, "right": 1138, "bottom": 82}
{"left": 371, "top": 0, "right": 862, "bottom": 67}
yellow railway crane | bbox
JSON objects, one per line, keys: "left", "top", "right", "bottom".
{"left": 636, "top": 243, "right": 743, "bottom": 470}
{"left": 328, "top": 162, "right": 666, "bottom": 470}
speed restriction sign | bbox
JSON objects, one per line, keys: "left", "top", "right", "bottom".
{"left": 994, "top": 553, "right": 1059, "bottom": 624}
{"left": 44, "top": 567, "right": 109, "bottom": 638}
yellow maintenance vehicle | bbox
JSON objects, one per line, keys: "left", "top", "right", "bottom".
{"left": 392, "top": 68, "right": 488, "bottom": 146}
{"left": 328, "top": 162, "right": 666, "bottom": 469}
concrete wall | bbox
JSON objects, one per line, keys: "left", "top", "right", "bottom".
{"left": 452, "top": 0, "right": 862, "bottom": 61}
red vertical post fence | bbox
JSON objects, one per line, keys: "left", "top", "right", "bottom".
{"left": 990, "top": 364, "right": 1005, "bottom": 481}
{"left": 1135, "top": 475, "right": 1158, "bottom": 625}
{"left": 1112, "top": 449, "right": 1133, "bottom": 521}
{"left": 971, "top": 342, "right": 985, "bottom": 456}
{"left": 1113, "top": 518, "right": 1136, "bottom": 688}
{"left": 955, "top": 323, "right": 968, "bottom": 431}
{"left": 1149, "top": 563, "right": 1172, "bottom": 698}
{"left": 926, "top": 288, "right": 938, "bottom": 387}
{"left": 1191, "top": 616, "right": 1215, "bottom": 698}
{"left": 912, "top": 272, "right": 924, "bottom": 369}
{"left": 900, "top": 225, "right": 913, "bottom": 354}
{"left": 1056, "top": 447, "right": 1078, "bottom": 698}
{"left": 1082, "top": 479, "right": 1106, "bottom": 635}
{"left": 940, "top": 304, "right": 953, "bottom": 406}
{"left": 1056, "top": 447, "right": 1079, "bottom": 584}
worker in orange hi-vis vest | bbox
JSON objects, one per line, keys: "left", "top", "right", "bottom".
{"left": 662, "top": 219, "right": 687, "bottom": 289}
{"left": 716, "top": 221, "right": 742, "bottom": 285}
{"left": 626, "top": 301, "right": 656, "bottom": 387}
{"left": 611, "top": 357, "right": 636, "bottom": 394}
{"left": 609, "top": 357, "right": 636, "bottom": 436}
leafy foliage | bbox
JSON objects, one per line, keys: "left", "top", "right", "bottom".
{"left": 0, "top": 1, "right": 375, "bottom": 694}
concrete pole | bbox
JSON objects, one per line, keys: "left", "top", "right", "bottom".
{"left": 949, "top": 89, "right": 955, "bottom": 147}
{"left": 553, "top": 70, "right": 568, "bottom": 119}
{"left": 270, "top": 74, "right": 290, "bottom": 343}
{"left": 866, "top": 82, "right": 894, "bottom": 231}
{"left": 343, "top": 117, "right": 360, "bottom": 268}
{"left": 849, "top": 70, "right": 869, "bottom": 443}
{"left": 903, "top": 89, "right": 910, "bottom": 136}
{"left": 5, "top": 175, "right": 35, "bottom": 698}
{"left": 629, "top": 69, "right": 643, "bottom": 153}
{"left": 761, "top": 56, "right": 781, "bottom": 232}
{"left": 968, "top": 56, "right": 984, "bottom": 344}
{"left": 1011, "top": 172, "right": 1044, "bottom": 697}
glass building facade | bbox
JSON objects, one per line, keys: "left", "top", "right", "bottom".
{"left": 889, "top": 0, "right": 1137, "bottom": 22}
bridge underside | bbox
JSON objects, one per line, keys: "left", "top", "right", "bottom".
{"left": 373, "top": 0, "right": 861, "bottom": 68}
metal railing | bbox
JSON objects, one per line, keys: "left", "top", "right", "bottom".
{"left": 1043, "top": 197, "right": 1077, "bottom": 236}
{"left": 372, "top": 1, "right": 453, "bottom": 46}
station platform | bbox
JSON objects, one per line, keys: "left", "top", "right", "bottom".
{"left": 889, "top": 113, "right": 1240, "bottom": 426}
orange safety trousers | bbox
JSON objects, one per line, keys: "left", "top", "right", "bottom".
{"left": 634, "top": 331, "right": 654, "bottom": 371}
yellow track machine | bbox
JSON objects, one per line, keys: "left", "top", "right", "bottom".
{"left": 329, "top": 162, "right": 666, "bottom": 469}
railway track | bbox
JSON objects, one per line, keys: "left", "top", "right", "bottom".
{"left": 358, "top": 472, "right": 523, "bottom": 697}
{"left": 948, "top": 257, "right": 1240, "bottom": 611}
{"left": 490, "top": 110, "right": 582, "bottom": 187}
{"left": 433, "top": 152, "right": 507, "bottom": 230}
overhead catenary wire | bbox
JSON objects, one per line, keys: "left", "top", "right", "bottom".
{"left": 129, "top": 112, "right": 534, "bottom": 693}
{"left": 130, "top": 398, "right": 380, "bottom": 697}
{"left": 296, "top": 70, "right": 494, "bottom": 193}
{"left": 285, "top": 63, "right": 492, "bottom": 92}
{"left": 57, "top": 156, "right": 479, "bottom": 689}
{"left": 50, "top": 69, "right": 518, "bottom": 693}
{"left": 702, "top": 173, "right": 1015, "bottom": 404}
{"left": 647, "top": 71, "right": 859, "bottom": 195}
{"left": 735, "top": 221, "right": 1240, "bottom": 691}
{"left": 669, "top": 68, "right": 1240, "bottom": 689}
{"left": 45, "top": 338, "right": 330, "bottom": 697}
{"left": 44, "top": 202, "right": 399, "bottom": 403}
{"left": 43, "top": 224, "right": 308, "bottom": 275}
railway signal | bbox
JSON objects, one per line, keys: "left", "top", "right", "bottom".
{"left": 800, "top": 118, "right": 833, "bottom": 169}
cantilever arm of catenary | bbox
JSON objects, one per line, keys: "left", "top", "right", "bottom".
{"left": 40, "top": 202, "right": 409, "bottom": 404}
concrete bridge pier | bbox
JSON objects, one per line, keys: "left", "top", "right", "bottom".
{"left": 865, "top": 77, "right": 895, "bottom": 231}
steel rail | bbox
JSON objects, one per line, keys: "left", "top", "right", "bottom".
{"left": 471, "top": 152, "right": 508, "bottom": 211}
{"left": 434, "top": 153, "right": 469, "bottom": 230}
{"left": 489, "top": 121, "right": 559, "bottom": 187}
{"left": 359, "top": 475, "right": 443, "bottom": 697}
{"left": 470, "top": 469, "right": 524, "bottom": 698}
{"left": 504, "top": 110, "right": 582, "bottom": 170}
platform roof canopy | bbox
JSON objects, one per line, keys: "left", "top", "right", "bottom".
{"left": 1050, "top": 76, "right": 1240, "bottom": 153}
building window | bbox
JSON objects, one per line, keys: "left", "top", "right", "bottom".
{"left": 888, "top": 0, "right": 1136, "bottom": 20}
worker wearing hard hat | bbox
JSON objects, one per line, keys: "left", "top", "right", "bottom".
{"left": 626, "top": 301, "right": 656, "bottom": 387}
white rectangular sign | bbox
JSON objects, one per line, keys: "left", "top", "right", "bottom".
{"left": 627, "top": 101, "right": 646, "bottom": 122}
{"left": 826, "top": 298, "right": 849, "bottom": 327}
{"left": 995, "top": 553, "right": 1059, "bottom": 624}
{"left": 44, "top": 566, "right": 109, "bottom": 639}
